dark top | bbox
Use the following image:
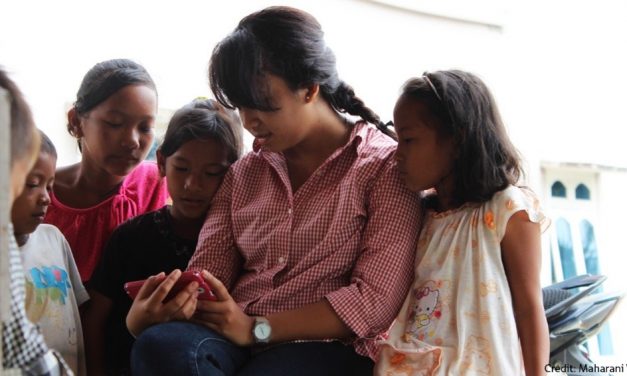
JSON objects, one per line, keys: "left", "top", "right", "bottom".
{"left": 90, "top": 205, "right": 196, "bottom": 375}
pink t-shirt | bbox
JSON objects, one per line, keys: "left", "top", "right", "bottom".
{"left": 45, "top": 162, "right": 168, "bottom": 282}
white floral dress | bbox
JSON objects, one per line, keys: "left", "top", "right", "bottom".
{"left": 375, "top": 186, "right": 547, "bottom": 376}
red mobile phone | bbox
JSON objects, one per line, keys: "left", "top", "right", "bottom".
{"left": 124, "top": 271, "right": 217, "bottom": 301}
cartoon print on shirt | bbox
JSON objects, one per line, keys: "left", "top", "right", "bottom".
{"left": 404, "top": 285, "right": 441, "bottom": 341}
{"left": 29, "top": 265, "right": 71, "bottom": 305}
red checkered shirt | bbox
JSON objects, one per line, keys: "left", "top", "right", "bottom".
{"left": 188, "top": 122, "right": 420, "bottom": 358}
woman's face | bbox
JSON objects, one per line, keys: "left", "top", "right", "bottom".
{"left": 237, "top": 74, "right": 313, "bottom": 153}
{"left": 70, "top": 84, "right": 157, "bottom": 177}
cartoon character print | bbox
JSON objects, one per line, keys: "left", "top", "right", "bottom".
{"left": 459, "top": 335, "right": 492, "bottom": 375}
{"left": 380, "top": 350, "right": 442, "bottom": 376}
{"left": 404, "top": 286, "right": 441, "bottom": 340}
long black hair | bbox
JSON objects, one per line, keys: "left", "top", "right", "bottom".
{"left": 401, "top": 70, "right": 523, "bottom": 205}
{"left": 209, "top": 6, "right": 395, "bottom": 139}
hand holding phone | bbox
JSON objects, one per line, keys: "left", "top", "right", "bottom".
{"left": 124, "top": 271, "right": 217, "bottom": 301}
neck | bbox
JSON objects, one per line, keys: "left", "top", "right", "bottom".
{"left": 283, "top": 112, "right": 350, "bottom": 165}
{"left": 75, "top": 158, "right": 126, "bottom": 198}
{"left": 433, "top": 171, "right": 457, "bottom": 212}
{"left": 15, "top": 233, "right": 29, "bottom": 247}
{"left": 168, "top": 207, "right": 204, "bottom": 240}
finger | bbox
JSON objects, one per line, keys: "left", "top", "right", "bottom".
{"left": 171, "top": 292, "right": 198, "bottom": 321}
{"left": 162, "top": 281, "right": 199, "bottom": 314}
{"left": 135, "top": 272, "right": 166, "bottom": 300}
{"left": 146, "top": 269, "right": 182, "bottom": 305}
{"left": 191, "top": 318, "right": 222, "bottom": 335}
{"left": 201, "top": 270, "right": 230, "bottom": 302}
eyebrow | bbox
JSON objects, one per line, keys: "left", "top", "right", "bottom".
{"left": 171, "top": 156, "right": 228, "bottom": 167}
{"left": 105, "top": 109, "right": 155, "bottom": 120}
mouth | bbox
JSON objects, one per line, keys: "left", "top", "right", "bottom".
{"left": 32, "top": 211, "right": 46, "bottom": 222}
{"left": 180, "top": 198, "right": 206, "bottom": 206}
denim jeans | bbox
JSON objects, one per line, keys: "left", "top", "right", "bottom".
{"left": 131, "top": 321, "right": 373, "bottom": 376}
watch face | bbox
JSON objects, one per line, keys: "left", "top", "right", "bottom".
{"left": 254, "top": 322, "right": 271, "bottom": 340}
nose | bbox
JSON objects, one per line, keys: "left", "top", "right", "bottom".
{"left": 393, "top": 147, "right": 404, "bottom": 162}
{"left": 184, "top": 173, "right": 202, "bottom": 191}
{"left": 121, "top": 127, "right": 140, "bottom": 150}
{"left": 39, "top": 189, "right": 51, "bottom": 206}
{"left": 238, "top": 108, "right": 259, "bottom": 131}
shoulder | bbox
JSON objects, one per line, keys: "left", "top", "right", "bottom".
{"left": 53, "top": 163, "right": 80, "bottom": 190}
{"left": 125, "top": 161, "right": 162, "bottom": 183}
{"left": 114, "top": 207, "right": 163, "bottom": 235}
{"left": 483, "top": 185, "right": 548, "bottom": 238}
{"left": 31, "top": 224, "right": 66, "bottom": 243}
{"left": 355, "top": 122, "right": 397, "bottom": 161}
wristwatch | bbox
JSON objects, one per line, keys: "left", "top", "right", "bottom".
{"left": 252, "top": 316, "right": 272, "bottom": 344}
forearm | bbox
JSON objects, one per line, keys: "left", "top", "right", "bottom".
{"left": 515, "top": 304, "right": 549, "bottom": 376}
{"left": 265, "top": 300, "right": 353, "bottom": 344}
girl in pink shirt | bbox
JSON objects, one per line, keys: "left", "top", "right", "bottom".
{"left": 45, "top": 59, "right": 168, "bottom": 282}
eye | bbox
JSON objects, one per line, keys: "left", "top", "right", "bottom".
{"left": 173, "top": 166, "right": 189, "bottom": 173}
{"left": 104, "top": 120, "right": 123, "bottom": 128}
{"left": 402, "top": 138, "right": 413, "bottom": 144}
{"left": 205, "top": 168, "right": 227, "bottom": 178}
{"left": 139, "top": 122, "right": 154, "bottom": 134}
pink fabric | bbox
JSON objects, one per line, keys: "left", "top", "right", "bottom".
{"left": 45, "top": 162, "right": 168, "bottom": 282}
{"left": 188, "top": 122, "right": 420, "bottom": 359}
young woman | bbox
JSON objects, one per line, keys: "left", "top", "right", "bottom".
{"left": 131, "top": 7, "right": 420, "bottom": 375}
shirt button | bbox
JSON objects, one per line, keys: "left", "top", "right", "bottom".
{"left": 278, "top": 256, "right": 286, "bottom": 263}
{"left": 288, "top": 208, "right": 292, "bottom": 215}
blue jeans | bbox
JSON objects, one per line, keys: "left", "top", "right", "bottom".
{"left": 131, "top": 322, "right": 373, "bottom": 375}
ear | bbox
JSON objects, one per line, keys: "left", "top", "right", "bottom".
{"left": 303, "top": 84, "right": 320, "bottom": 103}
{"left": 156, "top": 149, "right": 166, "bottom": 177}
{"left": 67, "top": 108, "right": 84, "bottom": 138}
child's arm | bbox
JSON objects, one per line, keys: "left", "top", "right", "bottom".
{"left": 501, "top": 210, "right": 549, "bottom": 376}
{"left": 83, "top": 291, "right": 113, "bottom": 375}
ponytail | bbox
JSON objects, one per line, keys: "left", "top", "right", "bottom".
{"left": 329, "top": 81, "right": 397, "bottom": 140}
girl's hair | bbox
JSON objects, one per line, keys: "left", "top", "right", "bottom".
{"left": 39, "top": 129, "right": 57, "bottom": 159}
{"left": 209, "top": 6, "right": 395, "bottom": 139}
{"left": 70, "top": 59, "right": 157, "bottom": 150}
{"left": 159, "top": 98, "right": 243, "bottom": 164}
{"left": 401, "top": 70, "right": 522, "bottom": 205}
{"left": 0, "top": 68, "right": 38, "bottom": 167}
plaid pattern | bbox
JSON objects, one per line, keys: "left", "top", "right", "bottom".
{"left": 189, "top": 122, "right": 420, "bottom": 358}
{"left": 2, "top": 224, "right": 72, "bottom": 375}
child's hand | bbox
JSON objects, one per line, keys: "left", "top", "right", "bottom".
{"left": 126, "top": 269, "right": 199, "bottom": 337}
{"left": 192, "top": 270, "right": 255, "bottom": 346}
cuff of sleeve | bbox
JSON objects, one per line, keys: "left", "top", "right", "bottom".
{"left": 325, "top": 288, "right": 373, "bottom": 339}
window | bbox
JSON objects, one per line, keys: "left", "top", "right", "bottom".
{"left": 551, "top": 181, "right": 567, "bottom": 198}
{"left": 576, "top": 183, "right": 591, "bottom": 200}
{"left": 556, "top": 218, "right": 576, "bottom": 279}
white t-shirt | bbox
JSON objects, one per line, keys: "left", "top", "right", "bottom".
{"left": 20, "top": 224, "right": 89, "bottom": 376}
{"left": 375, "top": 186, "right": 547, "bottom": 376}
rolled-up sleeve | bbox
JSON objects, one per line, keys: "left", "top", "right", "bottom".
{"left": 187, "top": 169, "right": 242, "bottom": 289}
{"left": 325, "top": 158, "right": 419, "bottom": 338}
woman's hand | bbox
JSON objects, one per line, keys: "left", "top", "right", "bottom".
{"left": 193, "top": 270, "right": 255, "bottom": 346}
{"left": 126, "top": 269, "right": 199, "bottom": 337}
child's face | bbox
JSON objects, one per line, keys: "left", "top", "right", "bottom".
{"left": 70, "top": 84, "right": 157, "bottom": 177}
{"left": 10, "top": 130, "right": 40, "bottom": 204}
{"left": 158, "top": 139, "right": 229, "bottom": 221}
{"left": 11, "top": 152, "right": 56, "bottom": 237}
{"left": 393, "top": 95, "right": 456, "bottom": 193}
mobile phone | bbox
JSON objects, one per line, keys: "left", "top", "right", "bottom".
{"left": 124, "top": 271, "right": 217, "bottom": 301}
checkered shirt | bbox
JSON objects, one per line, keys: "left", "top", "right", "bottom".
{"left": 2, "top": 224, "right": 72, "bottom": 375}
{"left": 188, "top": 122, "right": 420, "bottom": 358}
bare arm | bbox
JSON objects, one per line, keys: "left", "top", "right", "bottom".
{"left": 501, "top": 210, "right": 549, "bottom": 376}
{"left": 82, "top": 290, "right": 113, "bottom": 375}
{"left": 194, "top": 271, "right": 351, "bottom": 346}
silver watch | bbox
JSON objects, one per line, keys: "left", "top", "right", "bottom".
{"left": 252, "top": 316, "right": 272, "bottom": 344}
